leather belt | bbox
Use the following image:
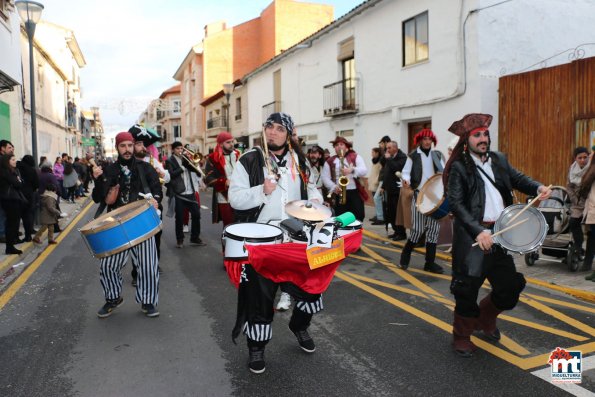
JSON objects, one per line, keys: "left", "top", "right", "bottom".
{"left": 480, "top": 221, "right": 495, "bottom": 228}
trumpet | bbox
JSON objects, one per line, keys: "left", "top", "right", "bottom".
{"left": 182, "top": 147, "right": 205, "bottom": 177}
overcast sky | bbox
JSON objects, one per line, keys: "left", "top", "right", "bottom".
{"left": 41, "top": 0, "right": 363, "bottom": 139}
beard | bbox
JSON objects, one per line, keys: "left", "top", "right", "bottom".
{"left": 267, "top": 141, "right": 286, "bottom": 151}
{"left": 135, "top": 149, "right": 146, "bottom": 159}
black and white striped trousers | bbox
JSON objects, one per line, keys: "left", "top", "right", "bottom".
{"left": 99, "top": 237, "right": 159, "bottom": 304}
{"left": 410, "top": 190, "right": 441, "bottom": 244}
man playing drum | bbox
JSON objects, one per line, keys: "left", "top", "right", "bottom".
{"left": 399, "top": 129, "right": 446, "bottom": 274}
{"left": 443, "top": 113, "right": 551, "bottom": 357}
{"left": 228, "top": 112, "right": 323, "bottom": 374}
{"left": 91, "top": 132, "right": 162, "bottom": 318}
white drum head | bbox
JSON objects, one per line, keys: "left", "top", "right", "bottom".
{"left": 417, "top": 174, "right": 444, "bottom": 214}
{"left": 224, "top": 223, "right": 282, "bottom": 239}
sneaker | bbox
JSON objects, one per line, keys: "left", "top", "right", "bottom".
{"left": 276, "top": 292, "right": 291, "bottom": 311}
{"left": 190, "top": 237, "right": 206, "bottom": 246}
{"left": 60, "top": 212, "right": 68, "bottom": 218}
{"left": 248, "top": 346, "right": 266, "bottom": 374}
{"left": 97, "top": 297, "right": 123, "bottom": 318}
{"left": 292, "top": 329, "right": 316, "bottom": 353}
{"left": 5, "top": 247, "right": 23, "bottom": 255}
{"left": 391, "top": 233, "right": 407, "bottom": 241}
{"left": 424, "top": 262, "right": 444, "bottom": 274}
{"left": 183, "top": 225, "right": 189, "bottom": 233}
{"left": 142, "top": 304, "right": 160, "bottom": 317}
{"left": 176, "top": 240, "right": 183, "bottom": 248}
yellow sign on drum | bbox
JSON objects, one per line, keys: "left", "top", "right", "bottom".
{"left": 306, "top": 239, "right": 345, "bottom": 270}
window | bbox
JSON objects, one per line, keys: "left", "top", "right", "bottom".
{"left": 342, "top": 57, "right": 356, "bottom": 110}
{"left": 336, "top": 130, "right": 354, "bottom": 139}
{"left": 403, "top": 11, "right": 429, "bottom": 66}
{"left": 173, "top": 125, "right": 181, "bottom": 139}
{"left": 235, "top": 97, "right": 242, "bottom": 120}
{"left": 173, "top": 100, "right": 181, "bottom": 114}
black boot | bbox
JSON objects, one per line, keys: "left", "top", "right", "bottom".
{"left": 5, "top": 245, "right": 22, "bottom": 255}
{"left": 424, "top": 243, "right": 444, "bottom": 274}
{"left": 289, "top": 307, "right": 316, "bottom": 353}
{"left": 581, "top": 231, "right": 594, "bottom": 271}
{"left": 247, "top": 339, "right": 267, "bottom": 374}
{"left": 399, "top": 240, "right": 415, "bottom": 270}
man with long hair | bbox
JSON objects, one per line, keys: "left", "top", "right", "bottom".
{"left": 443, "top": 113, "right": 550, "bottom": 357}
{"left": 228, "top": 112, "right": 323, "bottom": 374}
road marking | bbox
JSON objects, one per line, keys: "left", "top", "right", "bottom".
{"left": 0, "top": 201, "right": 95, "bottom": 311}
{"left": 520, "top": 296, "right": 595, "bottom": 337}
{"left": 524, "top": 293, "right": 595, "bottom": 314}
{"left": 531, "top": 354, "right": 595, "bottom": 396}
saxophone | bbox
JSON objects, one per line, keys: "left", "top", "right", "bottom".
{"left": 338, "top": 150, "right": 349, "bottom": 205}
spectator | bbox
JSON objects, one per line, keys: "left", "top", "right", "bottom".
{"left": 39, "top": 161, "right": 63, "bottom": 233}
{"left": 53, "top": 156, "right": 65, "bottom": 198}
{"left": 368, "top": 147, "right": 384, "bottom": 225}
{"left": 32, "top": 183, "right": 60, "bottom": 245}
{"left": 63, "top": 160, "right": 79, "bottom": 203}
{"left": 567, "top": 147, "right": 589, "bottom": 263}
{"left": 73, "top": 157, "right": 87, "bottom": 197}
{"left": 17, "top": 154, "right": 39, "bottom": 242}
{"left": 578, "top": 154, "right": 595, "bottom": 281}
{"left": 0, "top": 154, "right": 25, "bottom": 254}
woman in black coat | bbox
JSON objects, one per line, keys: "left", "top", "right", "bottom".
{"left": 17, "top": 154, "right": 39, "bottom": 242}
{"left": 0, "top": 154, "right": 26, "bottom": 254}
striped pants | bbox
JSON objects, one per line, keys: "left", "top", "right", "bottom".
{"left": 410, "top": 190, "right": 441, "bottom": 244}
{"left": 235, "top": 264, "right": 323, "bottom": 344}
{"left": 99, "top": 237, "right": 159, "bottom": 304}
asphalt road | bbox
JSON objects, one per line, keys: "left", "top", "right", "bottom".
{"left": 0, "top": 199, "right": 593, "bottom": 396}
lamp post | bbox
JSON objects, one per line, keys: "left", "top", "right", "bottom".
{"left": 222, "top": 83, "right": 234, "bottom": 131}
{"left": 15, "top": 0, "right": 44, "bottom": 167}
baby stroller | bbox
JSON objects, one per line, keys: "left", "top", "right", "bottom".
{"left": 524, "top": 186, "right": 580, "bottom": 271}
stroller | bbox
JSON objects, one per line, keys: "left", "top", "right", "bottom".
{"left": 524, "top": 186, "right": 580, "bottom": 271}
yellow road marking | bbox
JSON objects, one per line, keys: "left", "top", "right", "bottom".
{"left": 519, "top": 295, "right": 595, "bottom": 337}
{"left": 524, "top": 293, "right": 595, "bottom": 314}
{"left": 0, "top": 201, "right": 94, "bottom": 311}
{"left": 362, "top": 229, "right": 452, "bottom": 261}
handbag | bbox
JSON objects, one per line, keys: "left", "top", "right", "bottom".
{"left": 105, "top": 184, "right": 120, "bottom": 205}
{"left": 6, "top": 186, "right": 29, "bottom": 205}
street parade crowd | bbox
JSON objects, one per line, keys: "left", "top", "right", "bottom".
{"left": 5, "top": 111, "right": 595, "bottom": 374}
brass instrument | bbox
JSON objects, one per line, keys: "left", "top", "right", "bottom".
{"left": 149, "top": 155, "right": 165, "bottom": 185}
{"left": 338, "top": 150, "right": 349, "bottom": 205}
{"left": 181, "top": 147, "right": 205, "bottom": 177}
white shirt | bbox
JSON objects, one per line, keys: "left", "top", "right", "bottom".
{"left": 217, "top": 151, "right": 239, "bottom": 204}
{"left": 174, "top": 155, "right": 197, "bottom": 195}
{"left": 401, "top": 148, "right": 445, "bottom": 190}
{"left": 321, "top": 153, "right": 368, "bottom": 192}
{"left": 229, "top": 149, "right": 322, "bottom": 223}
{"left": 472, "top": 154, "right": 505, "bottom": 222}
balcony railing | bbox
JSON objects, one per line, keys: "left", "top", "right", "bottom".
{"left": 206, "top": 116, "right": 227, "bottom": 130}
{"left": 262, "top": 101, "right": 281, "bottom": 122}
{"left": 323, "top": 77, "right": 359, "bottom": 117}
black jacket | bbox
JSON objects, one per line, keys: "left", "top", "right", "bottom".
{"left": 165, "top": 155, "right": 199, "bottom": 196}
{"left": 447, "top": 151, "right": 541, "bottom": 276}
{"left": 92, "top": 157, "right": 161, "bottom": 210}
{"left": 381, "top": 150, "right": 407, "bottom": 195}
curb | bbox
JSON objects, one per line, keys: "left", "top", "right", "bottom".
{"left": 362, "top": 229, "right": 595, "bottom": 304}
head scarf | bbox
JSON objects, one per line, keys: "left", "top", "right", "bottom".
{"left": 264, "top": 112, "right": 294, "bottom": 136}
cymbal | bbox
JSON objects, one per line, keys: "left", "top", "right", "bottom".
{"left": 285, "top": 200, "right": 331, "bottom": 221}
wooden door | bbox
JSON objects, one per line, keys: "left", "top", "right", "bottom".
{"left": 407, "top": 120, "right": 432, "bottom": 152}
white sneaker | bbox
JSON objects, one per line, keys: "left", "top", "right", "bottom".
{"left": 60, "top": 212, "right": 68, "bottom": 218}
{"left": 276, "top": 292, "right": 291, "bottom": 311}
{"left": 183, "top": 225, "right": 189, "bottom": 233}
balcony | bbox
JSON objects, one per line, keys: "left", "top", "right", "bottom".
{"left": 323, "top": 78, "right": 359, "bottom": 117}
{"left": 262, "top": 101, "right": 281, "bottom": 122}
{"left": 206, "top": 116, "right": 227, "bottom": 130}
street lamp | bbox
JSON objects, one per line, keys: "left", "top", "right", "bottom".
{"left": 222, "top": 83, "right": 234, "bottom": 130}
{"left": 15, "top": 0, "right": 44, "bottom": 167}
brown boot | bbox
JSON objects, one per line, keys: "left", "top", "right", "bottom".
{"left": 452, "top": 313, "right": 478, "bottom": 358}
{"left": 477, "top": 294, "right": 502, "bottom": 341}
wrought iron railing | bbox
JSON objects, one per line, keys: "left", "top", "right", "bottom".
{"left": 323, "top": 78, "right": 359, "bottom": 117}
{"left": 206, "top": 116, "right": 227, "bottom": 129}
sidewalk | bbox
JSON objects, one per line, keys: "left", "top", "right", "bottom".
{"left": 361, "top": 204, "right": 595, "bottom": 302}
{"left": 0, "top": 195, "right": 92, "bottom": 282}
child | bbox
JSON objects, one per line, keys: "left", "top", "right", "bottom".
{"left": 32, "top": 184, "right": 62, "bottom": 245}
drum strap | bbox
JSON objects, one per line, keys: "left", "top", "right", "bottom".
{"left": 476, "top": 165, "right": 511, "bottom": 206}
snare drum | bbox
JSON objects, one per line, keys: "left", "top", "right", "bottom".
{"left": 493, "top": 204, "right": 548, "bottom": 254}
{"left": 337, "top": 220, "right": 362, "bottom": 237}
{"left": 416, "top": 174, "right": 449, "bottom": 220}
{"left": 79, "top": 200, "right": 162, "bottom": 258}
{"left": 222, "top": 223, "right": 284, "bottom": 260}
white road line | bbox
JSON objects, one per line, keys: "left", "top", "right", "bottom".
{"left": 531, "top": 354, "right": 595, "bottom": 396}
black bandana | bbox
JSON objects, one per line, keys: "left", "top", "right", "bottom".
{"left": 264, "top": 112, "right": 294, "bottom": 135}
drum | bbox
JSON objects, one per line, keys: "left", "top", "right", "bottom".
{"left": 416, "top": 173, "right": 449, "bottom": 219}
{"left": 222, "top": 223, "right": 284, "bottom": 260}
{"left": 493, "top": 204, "right": 548, "bottom": 254}
{"left": 337, "top": 220, "right": 362, "bottom": 237}
{"left": 279, "top": 218, "right": 308, "bottom": 243}
{"left": 79, "top": 200, "right": 162, "bottom": 258}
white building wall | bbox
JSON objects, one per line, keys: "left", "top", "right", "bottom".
{"left": 0, "top": 5, "right": 22, "bottom": 84}
{"left": 244, "top": 0, "right": 595, "bottom": 167}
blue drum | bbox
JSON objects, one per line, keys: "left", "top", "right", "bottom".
{"left": 79, "top": 200, "right": 162, "bottom": 258}
{"left": 416, "top": 173, "right": 450, "bottom": 220}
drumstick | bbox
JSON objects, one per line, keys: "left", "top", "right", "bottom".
{"left": 505, "top": 184, "right": 552, "bottom": 226}
{"left": 471, "top": 217, "right": 529, "bottom": 247}
{"left": 261, "top": 127, "right": 274, "bottom": 177}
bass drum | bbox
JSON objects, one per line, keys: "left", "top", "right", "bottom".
{"left": 493, "top": 204, "right": 548, "bottom": 254}
{"left": 222, "top": 223, "right": 284, "bottom": 260}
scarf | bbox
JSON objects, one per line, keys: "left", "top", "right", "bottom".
{"left": 568, "top": 161, "right": 587, "bottom": 185}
